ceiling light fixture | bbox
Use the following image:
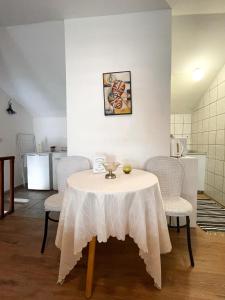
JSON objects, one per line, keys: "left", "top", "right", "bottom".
{"left": 192, "top": 68, "right": 204, "bottom": 81}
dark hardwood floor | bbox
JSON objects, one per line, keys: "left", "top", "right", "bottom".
{"left": 0, "top": 187, "right": 225, "bottom": 300}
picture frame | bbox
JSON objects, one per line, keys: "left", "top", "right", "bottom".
{"left": 103, "top": 71, "right": 132, "bottom": 116}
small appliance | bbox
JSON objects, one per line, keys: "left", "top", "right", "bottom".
{"left": 170, "top": 137, "right": 184, "bottom": 157}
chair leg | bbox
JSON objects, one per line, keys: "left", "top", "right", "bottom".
{"left": 177, "top": 217, "right": 180, "bottom": 233}
{"left": 85, "top": 237, "right": 97, "bottom": 299}
{"left": 41, "top": 211, "right": 49, "bottom": 254}
{"left": 186, "top": 216, "right": 194, "bottom": 267}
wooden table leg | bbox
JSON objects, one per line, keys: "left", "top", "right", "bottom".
{"left": 8, "top": 157, "right": 15, "bottom": 214}
{"left": 85, "top": 237, "right": 97, "bottom": 299}
{"left": 0, "top": 160, "right": 4, "bottom": 218}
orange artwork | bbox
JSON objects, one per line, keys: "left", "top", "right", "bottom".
{"left": 103, "top": 71, "right": 132, "bottom": 115}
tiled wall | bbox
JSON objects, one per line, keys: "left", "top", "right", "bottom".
{"left": 191, "top": 65, "right": 225, "bottom": 206}
{"left": 170, "top": 114, "right": 192, "bottom": 149}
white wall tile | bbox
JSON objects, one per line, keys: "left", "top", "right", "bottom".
{"left": 203, "top": 132, "right": 209, "bottom": 145}
{"left": 209, "top": 131, "right": 216, "bottom": 144}
{"left": 214, "top": 190, "right": 223, "bottom": 202}
{"left": 175, "top": 114, "right": 183, "bottom": 123}
{"left": 215, "top": 145, "right": 225, "bottom": 160}
{"left": 189, "top": 63, "right": 225, "bottom": 205}
{"left": 192, "top": 133, "right": 198, "bottom": 144}
{"left": 208, "top": 145, "right": 216, "bottom": 158}
{"left": 216, "top": 130, "right": 225, "bottom": 145}
{"left": 206, "top": 184, "right": 213, "bottom": 197}
{"left": 192, "top": 111, "right": 198, "bottom": 123}
{"left": 170, "top": 114, "right": 192, "bottom": 142}
{"left": 202, "top": 119, "right": 209, "bottom": 131}
{"left": 203, "top": 105, "right": 210, "bottom": 119}
{"left": 200, "top": 98, "right": 205, "bottom": 109}
{"left": 209, "top": 102, "right": 217, "bottom": 117}
{"left": 215, "top": 160, "right": 224, "bottom": 176}
{"left": 183, "top": 123, "right": 191, "bottom": 134}
{"left": 174, "top": 123, "right": 183, "bottom": 134}
{"left": 207, "top": 159, "right": 215, "bottom": 173}
{"left": 207, "top": 172, "right": 215, "bottom": 186}
{"left": 205, "top": 183, "right": 210, "bottom": 193}
{"left": 191, "top": 145, "right": 198, "bottom": 152}
{"left": 198, "top": 120, "right": 203, "bottom": 132}
{"left": 202, "top": 145, "right": 208, "bottom": 153}
{"left": 198, "top": 144, "right": 203, "bottom": 152}
{"left": 216, "top": 114, "right": 225, "bottom": 130}
{"left": 192, "top": 122, "right": 198, "bottom": 133}
{"left": 209, "top": 117, "right": 217, "bottom": 131}
{"left": 221, "top": 194, "right": 225, "bottom": 206}
{"left": 198, "top": 108, "right": 203, "bottom": 120}
{"left": 198, "top": 132, "right": 203, "bottom": 144}
{"left": 186, "top": 136, "right": 191, "bottom": 143}
{"left": 215, "top": 175, "right": 223, "bottom": 191}
{"left": 170, "top": 123, "right": 175, "bottom": 135}
{"left": 217, "top": 98, "right": 225, "bottom": 114}
{"left": 183, "top": 114, "right": 191, "bottom": 123}
{"left": 204, "top": 91, "right": 210, "bottom": 106}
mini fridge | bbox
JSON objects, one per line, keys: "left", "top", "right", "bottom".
{"left": 26, "top": 153, "right": 52, "bottom": 190}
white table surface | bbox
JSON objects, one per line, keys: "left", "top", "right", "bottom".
{"left": 55, "top": 168, "right": 172, "bottom": 289}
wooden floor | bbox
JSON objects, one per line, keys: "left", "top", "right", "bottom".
{"left": 1, "top": 188, "right": 225, "bottom": 300}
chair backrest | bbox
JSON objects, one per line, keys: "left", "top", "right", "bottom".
{"left": 57, "top": 156, "right": 91, "bottom": 193}
{"left": 145, "top": 156, "right": 184, "bottom": 197}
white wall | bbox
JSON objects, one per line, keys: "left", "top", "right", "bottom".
{"left": 65, "top": 10, "right": 171, "bottom": 167}
{"left": 33, "top": 117, "right": 67, "bottom": 152}
{"left": 0, "top": 89, "right": 33, "bottom": 190}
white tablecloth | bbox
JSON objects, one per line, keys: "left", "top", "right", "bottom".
{"left": 55, "top": 169, "right": 172, "bottom": 289}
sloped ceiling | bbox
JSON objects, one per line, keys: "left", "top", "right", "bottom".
{"left": 0, "top": 0, "right": 169, "bottom": 27}
{"left": 167, "top": 0, "right": 225, "bottom": 16}
{"left": 167, "top": 0, "right": 225, "bottom": 112}
{"left": 0, "top": 0, "right": 169, "bottom": 117}
{"left": 1, "top": 0, "right": 225, "bottom": 115}
{"left": 0, "top": 21, "right": 66, "bottom": 117}
{"left": 171, "top": 13, "right": 225, "bottom": 113}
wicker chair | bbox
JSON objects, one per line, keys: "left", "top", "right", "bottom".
{"left": 41, "top": 156, "right": 91, "bottom": 253}
{"left": 145, "top": 156, "right": 194, "bottom": 267}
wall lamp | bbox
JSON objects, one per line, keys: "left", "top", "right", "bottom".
{"left": 6, "top": 100, "right": 16, "bottom": 115}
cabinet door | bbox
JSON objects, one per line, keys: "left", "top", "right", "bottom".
{"left": 27, "top": 154, "right": 50, "bottom": 190}
{"left": 52, "top": 153, "right": 67, "bottom": 190}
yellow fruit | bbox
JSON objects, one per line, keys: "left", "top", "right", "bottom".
{"left": 123, "top": 164, "right": 132, "bottom": 174}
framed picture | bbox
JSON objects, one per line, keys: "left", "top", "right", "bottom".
{"left": 103, "top": 71, "right": 132, "bottom": 116}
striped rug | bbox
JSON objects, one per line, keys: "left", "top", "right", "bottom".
{"left": 197, "top": 198, "right": 225, "bottom": 233}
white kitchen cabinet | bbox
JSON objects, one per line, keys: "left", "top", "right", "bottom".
{"left": 186, "top": 153, "right": 206, "bottom": 191}
{"left": 52, "top": 152, "right": 67, "bottom": 190}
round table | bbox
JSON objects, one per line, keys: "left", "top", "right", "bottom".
{"left": 67, "top": 168, "right": 159, "bottom": 193}
{"left": 56, "top": 168, "right": 171, "bottom": 297}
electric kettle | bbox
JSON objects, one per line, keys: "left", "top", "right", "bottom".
{"left": 170, "top": 137, "right": 184, "bottom": 157}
